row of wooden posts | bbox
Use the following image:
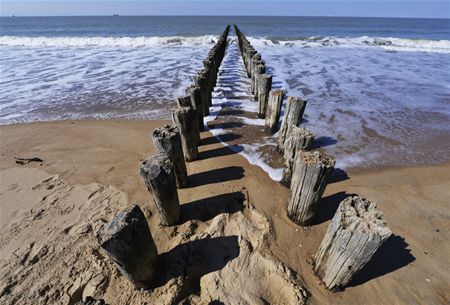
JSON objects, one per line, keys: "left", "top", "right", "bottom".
{"left": 97, "top": 25, "right": 392, "bottom": 293}
{"left": 234, "top": 25, "right": 285, "bottom": 133}
{"left": 97, "top": 26, "right": 231, "bottom": 290}
{"left": 235, "top": 25, "right": 392, "bottom": 291}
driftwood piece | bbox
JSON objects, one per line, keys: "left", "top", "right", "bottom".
{"left": 280, "top": 126, "right": 314, "bottom": 187}
{"left": 15, "top": 157, "right": 44, "bottom": 165}
{"left": 97, "top": 205, "right": 158, "bottom": 289}
{"left": 314, "top": 196, "right": 392, "bottom": 290}
{"left": 173, "top": 106, "right": 199, "bottom": 161}
{"left": 140, "top": 153, "right": 181, "bottom": 226}
{"left": 77, "top": 296, "right": 107, "bottom": 305}
{"left": 287, "top": 151, "right": 335, "bottom": 225}
{"left": 278, "top": 97, "right": 307, "bottom": 152}
{"left": 188, "top": 86, "right": 205, "bottom": 131}
{"left": 265, "top": 89, "right": 285, "bottom": 133}
{"left": 152, "top": 124, "right": 188, "bottom": 188}
{"left": 257, "top": 74, "right": 273, "bottom": 118}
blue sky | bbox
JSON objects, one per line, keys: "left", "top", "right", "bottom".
{"left": 1, "top": 1, "right": 449, "bottom": 18}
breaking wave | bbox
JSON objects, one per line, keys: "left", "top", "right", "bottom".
{"left": 248, "top": 36, "right": 450, "bottom": 54}
{"left": 0, "top": 35, "right": 218, "bottom": 47}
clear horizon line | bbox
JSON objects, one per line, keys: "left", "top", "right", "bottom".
{"left": 1, "top": 14, "right": 449, "bottom": 20}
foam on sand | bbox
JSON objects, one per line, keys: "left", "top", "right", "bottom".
{"left": 205, "top": 36, "right": 450, "bottom": 177}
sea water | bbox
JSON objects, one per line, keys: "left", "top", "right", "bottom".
{"left": 1, "top": 16, "right": 449, "bottom": 173}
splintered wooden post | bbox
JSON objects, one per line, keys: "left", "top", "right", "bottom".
{"left": 314, "top": 196, "right": 392, "bottom": 291}
{"left": 152, "top": 124, "right": 188, "bottom": 188}
{"left": 97, "top": 205, "right": 158, "bottom": 289}
{"left": 280, "top": 126, "right": 314, "bottom": 187}
{"left": 265, "top": 89, "right": 285, "bottom": 133}
{"left": 257, "top": 74, "right": 272, "bottom": 118}
{"left": 140, "top": 153, "right": 181, "bottom": 225}
{"left": 287, "top": 151, "right": 335, "bottom": 225}
{"left": 176, "top": 95, "right": 192, "bottom": 108}
{"left": 188, "top": 86, "right": 205, "bottom": 131}
{"left": 278, "top": 97, "right": 307, "bottom": 152}
{"left": 173, "top": 107, "right": 199, "bottom": 161}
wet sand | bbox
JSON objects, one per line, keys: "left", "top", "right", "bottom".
{"left": 1, "top": 119, "right": 449, "bottom": 304}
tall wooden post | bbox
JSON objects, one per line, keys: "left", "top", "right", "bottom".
{"left": 140, "top": 153, "right": 180, "bottom": 226}
{"left": 173, "top": 107, "right": 199, "bottom": 161}
{"left": 152, "top": 124, "right": 188, "bottom": 188}
{"left": 97, "top": 205, "right": 158, "bottom": 290}
{"left": 252, "top": 64, "right": 265, "bottom": 98}
{"left": 257, "top": 74, "right": 272, "bottom": 118}
{"left": 188, "top": 86, "right": 205, "bottom": 131}
{"left": 314, "top": 196, "right": 392, "bottom": 291}
{"left": 280, "top": 126, "right": 314, "bottom": 187}
{"left": 194, "top": 75, "right": 210, "bottom": 116}
{"left": 287, "top": 151, "right": 335, "bottom": 225}
{"left": 265, "top": 89, "right": 285, "bottom": 133}
{"left": 278, "top": 97, "right": 307, "bottom": 152}
{"left": 251, "top": 53, "right": 262, "bottom": 94}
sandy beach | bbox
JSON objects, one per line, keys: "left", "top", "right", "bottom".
{"left": 1, "top": 119, "right": 449, "bottom": 304}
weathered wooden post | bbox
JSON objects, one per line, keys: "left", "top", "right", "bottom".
{"left": 97, "top": 205, "right": 158, "bottom": 289}
{"left": 140, "top": 153, "right": 180, "bottom": 226}
{"left": 251, "top": 53, "right": 262, "bottom": 93}
{"left": 245, "top": 49, "right": 257, "bottom": 77}
{"left": 252, "top": 64, "right": 265, "bottom": 98}
{"left": 152, "top": 124, "right": 188, "bottom": 188}
{"left": 278, "top": 97, "right": 307, "bottom": 152}
{"left": 188, "top": 86, "right": 205, "bottom": 131}
{"left": 257, "top": 74, "right": 272, "bottom": 118}
{"left": 287, "top": 151, "right": 335, "bottom": 225}
{"left": 176, "top": 95, "right": 192, "bottom": 108}
{"left": 198, "top": 68, "right": 213, "bottom": 107}
{"left": 265, "top": 89, "right": 285, "bottom": 133}
{"left": 314, "top": 196, "right": 392, "bottom": 291}
{"left": 175, "top": 98, "right": 200, "bottom": 146}
{"left": 193, "top": 75, "right": 210, "bottom": 116}
{"left": 280, "top": 126, "right": 314, "bottom": 187}
{"left": 173, "top": 107, "right": 199, "bottom": 161}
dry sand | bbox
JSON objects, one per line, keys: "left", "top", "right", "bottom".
{"left": 0, "top": 120, "right": 449, "bottom": 305}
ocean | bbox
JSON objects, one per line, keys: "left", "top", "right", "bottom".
{"left": 1, "top": 16, "right": 449, "bottom": 173}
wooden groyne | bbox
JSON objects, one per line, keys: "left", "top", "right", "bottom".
{"left": 98, "top": 26, "right": 231, "bottom": 287}
{"left": 96, "top": 25, "right": 392, "bottom": 294}
{"left": 233, "top": 25, "right": 391, "bottom": 290}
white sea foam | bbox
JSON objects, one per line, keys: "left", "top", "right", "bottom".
{"left": 205, "top": 37, "right": 450, "bottom": 179}
{"left": 248, "top": 36, "right": 450, "bottom": 54}
{"left": 1, "top": 34, "right": 449, "bottom": 174}
{"left": 0, "top": 38, "right": 211, "bottom": 124}
{"left": 0, "top": 35, "right": 218, "bottom": 47}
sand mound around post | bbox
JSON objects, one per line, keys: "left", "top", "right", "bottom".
{"left": 0, "top": 167, "right": 128, "bottom": 305}
{"left": 192, "top": 201, "right": 310, "bottom": 305}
